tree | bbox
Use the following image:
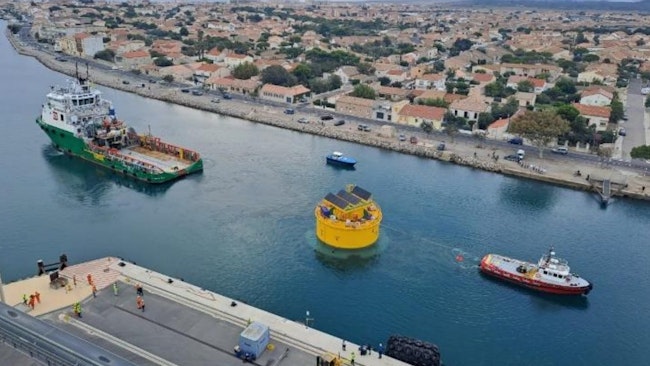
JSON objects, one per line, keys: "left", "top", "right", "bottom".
{"left": 517, "top": 80, "right": 534, "bottom": 92}
{"left": 583, "top": 54, "right": 600, "bottom": 63}
{"left": 261, "top": 65, "right": 297, "bottom": 86}
{"left": 357, "top": 62, "right": 375, "bottom": 75}
{"left": 378, "top": 76, "right": 391, "bottom": 86}
{"left": 556, "top": 104, "right": 580, "bottom": 123}
{"left": 350, "top": 84, "right": 376, "bottom": 100}
{"left": 162, "top": 75, "right": 174, "bottom": 83}
{"left": 291, "top": 63, "right": 312, "bottom": 85}
{"left": 233, "top": 62, "right": 259, "bottom": 80}
{"left": 154, "top": 57, "right": 173, "bottom": 67}
{"left": 609, "top": 100, "right": 624, "bottom": 123}
{"left": 418, "top": 98, "right": 449, "bottom": 108}
{"left": 7, "top": 24, "right": 21, "bottom": 34}
{"left": 179, "top": 26, "right": 189, "bottom": 37}
{"left": 645, "top": 95, "right": 650, "bottom": 108}
{"left": 327, "top": 75, "right": 342, "bottom": 90}
{"left": 631, "top": 145, "right": 650, "bottom": 159}
{"left": 421, "top": 121, "right": 434, "bottom": 134}
{"left": 477, "top": 112, "right": 495, "bottom": 130}
{"left": 508, "top": 110, "right": 570, "bottom": 157}
{"left": 94, "top": 49, "right": 115, "bottom": 62}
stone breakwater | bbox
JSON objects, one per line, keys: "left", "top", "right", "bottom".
{"left": 7, "top": 30, "right": 650, "bottom": 202}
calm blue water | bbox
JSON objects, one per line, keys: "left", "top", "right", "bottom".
{"left": 1, "top": 26, "right": 650, "bottom": 365}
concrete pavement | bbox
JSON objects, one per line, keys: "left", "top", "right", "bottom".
{"left": 622, "top": 78, "right": 647, "bottom": 159}
{"left": 3, "top": 257, "right": 412, "bottom": 366}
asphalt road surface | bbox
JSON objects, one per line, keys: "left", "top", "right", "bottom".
{"left": 622, "top": 78, "right": 647, "bottom": 159}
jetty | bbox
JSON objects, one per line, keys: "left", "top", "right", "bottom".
{"left": 587, "top": 175, "right": 627, "bottom": 206}
{"left": 0, "top": 257, "right": 411, "bottom": 366}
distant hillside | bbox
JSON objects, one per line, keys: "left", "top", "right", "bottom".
{"left": 464, "top": 0, "right": 650, "bottom": 11}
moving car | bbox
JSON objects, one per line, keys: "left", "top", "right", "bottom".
{"left": 321, "top": 115, "right": 334, "bottom": 121}
{"left": 508, "top": 137, "right": 523, "bottom": 145}
{"left": 551, "top": 146, "right": 569, "bottom": 155}
{"left": 619, "top": 128, "right": 627, "bottom": 136}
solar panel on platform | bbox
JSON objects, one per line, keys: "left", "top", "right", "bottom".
{"left": 351, "top": 186, "right": 372, "bottom": 200}
{"left": 324, "top": 193, "right": 349, "bottom": 209}
{"left": 337, "top": 190, "right": 361, "bottom": 205}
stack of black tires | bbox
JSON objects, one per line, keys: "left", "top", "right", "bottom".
{"left": 386, "top": 335, "right": 441, "bottom": 366}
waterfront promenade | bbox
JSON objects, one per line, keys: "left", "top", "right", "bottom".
{"left": 5, "top": 30, "right": 650, "bottom": 201}
{"left": 2, "top": 257, "right": 410, "bottom": 366}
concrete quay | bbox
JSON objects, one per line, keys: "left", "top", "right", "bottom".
{"left": 6, "top": 30, "right": 650, "bottom": 203}
{"left": 1, "top": 257, "right": 412, "bottom": 366}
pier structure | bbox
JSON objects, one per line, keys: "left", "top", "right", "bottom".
{"left": 1, "top": 257, "right": 411, "bottom": 366}
{"left": 587, "top": 175, "right": 627, "bottom": 206}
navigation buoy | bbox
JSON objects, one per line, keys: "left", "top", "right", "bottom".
{"left": 455, "top": 254, "right": 464, "bottom": 262}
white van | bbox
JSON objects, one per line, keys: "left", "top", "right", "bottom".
{"left": 517, "top": 149, "right": 525, "bottom": 160}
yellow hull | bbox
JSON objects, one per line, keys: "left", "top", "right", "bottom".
{"left": 315, "top": 206, "right": 382, "bottom": 249}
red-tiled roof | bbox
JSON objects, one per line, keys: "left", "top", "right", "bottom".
{"left": 399, "top": 105, "right": 446, "bottom": 121}
{"left": 122, "top": 50, "right": 149, "bottom": 59}
{"left": 573, "top": 103, "right": 611, "bottom": 118}
{"left": 261, "top": 84, "right": 310, "bottom": 96}
{"left": 472, "top": 73, "right": 494, "bottom": 83}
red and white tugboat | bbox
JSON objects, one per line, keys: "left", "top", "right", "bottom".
{"left": 480, "top": 248, "right": 593, "bottom": 295}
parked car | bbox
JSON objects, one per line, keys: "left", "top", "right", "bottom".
{"left": 357, "top": 124, "right": 371, "bottom": 131}
{"left": 284, "top": 108, "right": 295, "bottom": 115}
{"left": 122, "top": 80, "right": 130, "bottom": 85}
{"left": 508, "top": 137, "right": 523, "bottom": 145}
{"left": 334, "top": 119, "right": 345, "bottom": 126}
{"left": 223, "top": 93, "right": 232, "bottom": 100}
{"left": 399, "top": 134, "right": 406, "bottom": 141}
{"left": 191, "top": 90, "right": 203, "bottom": 96}
{"left": 297, "top": 118, "right": 308, "bottom": 124}
{"left": 504, "top": 154, "right": 521, "bottom": 162}
{"left": 437, "top": 142, "right": 446, "bottom": 151}
{"left": 551, "top": 146, "right": 569, "bottom": 155}
{"left": 619, "top": 128, "right": 627, "bottom": 136}
{"left": 320, "top": 115, "right": 333, "bottom": 121}
{"left": 211, "top": 98, "right": 221, "bottom": 103}
{"left": 181, "top": 88, "right": 190, "bottom": 93}
{"left": 410, "top": 136, "right": 418, "bottom": 144}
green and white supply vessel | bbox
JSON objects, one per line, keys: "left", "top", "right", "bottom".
{"left": 36, "top": 74, "right": 203, "bottom": 183}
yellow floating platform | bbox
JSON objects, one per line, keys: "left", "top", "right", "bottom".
{"left": 315, "top": 184, "right": 382, "bottom": 249}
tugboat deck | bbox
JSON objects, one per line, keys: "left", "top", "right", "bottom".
{"left": 124, "top": 146, "right": 192, "bottom": 172}
{"left": 1, "top": 258, "right": 411, "bottom": 366}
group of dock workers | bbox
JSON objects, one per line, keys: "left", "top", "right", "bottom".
{"left": 67, "top": 274, "right": 146, "bottom": 317}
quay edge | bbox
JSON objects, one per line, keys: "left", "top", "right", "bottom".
{"left": 5, "top": 29, "right": 650, "bottom": 202}
{"left": 0, "top": 256, "right": 413, "bottom": 366}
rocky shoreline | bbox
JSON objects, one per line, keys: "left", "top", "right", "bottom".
{"left": 7, "top": 30, "right": 650, "bottom": 202}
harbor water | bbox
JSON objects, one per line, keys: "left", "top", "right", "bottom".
{"left": 1, "top": 27, "right": 650, "bottom": 365}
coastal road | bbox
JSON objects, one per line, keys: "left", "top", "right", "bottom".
{"left": 622, "top": 78, "right": 647, "bottom": 159}
{"left": 14, "top": 24, "right": 650, "bottom": 174}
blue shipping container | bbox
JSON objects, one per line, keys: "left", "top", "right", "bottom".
{"left": 239, "top": 322, "right": 270, "bottom": 358}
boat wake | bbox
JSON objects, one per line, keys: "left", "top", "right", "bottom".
{"left": 451, "top": 248, "right": 481, "bottom": 270}
{"left": 382, "top": 224, "right": 481, "bottom": 270}
{"left": 43, "top": 144, "right": 64, "bottom": 157}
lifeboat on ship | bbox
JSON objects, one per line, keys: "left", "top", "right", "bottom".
{"left": 479, "top": 247, "right": 592, "bottom": 295}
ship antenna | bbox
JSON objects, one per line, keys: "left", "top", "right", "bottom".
{"left": 86, "top": 62, "right": 89, "bottom": 81}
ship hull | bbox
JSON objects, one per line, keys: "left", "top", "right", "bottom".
{"left": 480, "top": 255, "right": 592, "bottom": 296}
{"left": 36, "top": 117, "right": 203, "bottom": 184}
{"left": 326, "top": 157, "right": 356, "bottom": 168}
